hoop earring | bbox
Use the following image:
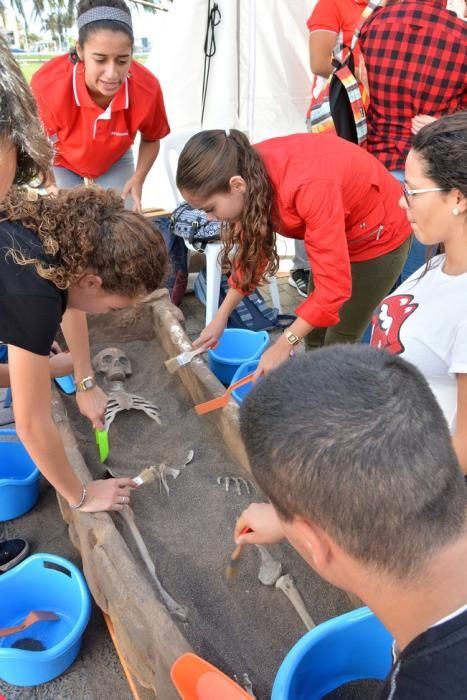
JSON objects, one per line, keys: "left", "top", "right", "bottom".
{"left": 452, "top": 208, "right": 460, "bottom": 216}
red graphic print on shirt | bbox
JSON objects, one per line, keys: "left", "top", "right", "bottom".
{"left": 370, "top": 294, "right": 418, "bottom": 354}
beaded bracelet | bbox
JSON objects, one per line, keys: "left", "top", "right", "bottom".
{"left": 70, "top": 484, "right": 87, "bottom": 510}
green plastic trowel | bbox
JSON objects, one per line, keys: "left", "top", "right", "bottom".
{"left": 95, "top": 429, "right": 109, "bottom": 463}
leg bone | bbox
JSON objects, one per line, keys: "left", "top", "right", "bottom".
{"left": 256, "top": 545, "right": 282, "bottom": 586}
{"left": 275, "top": 574, "right": 315, "bottom": 630}
{"left": 119, "top": 506, "right": 188, "bottom": 621}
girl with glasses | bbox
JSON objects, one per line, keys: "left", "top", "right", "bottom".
{"left": 371, "top": 112, "right": 467, "bottom": 473}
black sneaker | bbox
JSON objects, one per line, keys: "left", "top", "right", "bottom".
{"left": 288, "top": 269, "right": 310, "bottom": 298}
{"left": 0, "top": 538, "right": 29, "bottom": 574}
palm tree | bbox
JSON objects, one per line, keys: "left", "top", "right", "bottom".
{"left": 8, "top": 0, "right": 169, "bottom": 52}
{"left": 10, "top": 0, "right": 31, "bottom": 48}
{"left": 0, "top": 0, "right": 7, "bottom": 25}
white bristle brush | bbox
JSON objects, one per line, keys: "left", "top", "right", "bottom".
{"left": 164, "top": 346, "right": 206, "bottom": 374}
{"left": 133, "top": 466, "right": 157, "bottom": 486}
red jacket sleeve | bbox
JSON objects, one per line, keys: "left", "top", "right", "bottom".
{"left": 293, "top": 181, "right": 352, "bottom": 327}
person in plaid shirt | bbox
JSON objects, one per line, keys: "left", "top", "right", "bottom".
{"left": 359, "top": 0, "right": 466, "bottom": 282}
{"left": 359, "top": 0, "right": 466, "bottom": 173}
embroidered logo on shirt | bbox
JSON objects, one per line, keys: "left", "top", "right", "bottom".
{"left": 111, "top": 131, "right": 129, "bottom": 136}
{"left": 371, "top": 294, "right": 418, "bottom": 354}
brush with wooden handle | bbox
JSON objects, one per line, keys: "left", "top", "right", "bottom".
{"left": 224, "top": 527, "right": 253, "bottom": 579}
{"left": 195, "top": 373, "right": 255, "bottom": 415}
{"left": 164, "top": 346, "right": 207, "bottom": 374}
{"left": 132, "top": 466, "right": 157, "bottom": 486}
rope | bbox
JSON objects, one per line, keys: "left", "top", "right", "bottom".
{"left": 201, "top": 1, "right": 222, "bottom": 126}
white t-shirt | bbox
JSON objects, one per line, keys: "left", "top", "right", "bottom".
{"left": 370, "top": 255, "right": 467, "bottom": 432}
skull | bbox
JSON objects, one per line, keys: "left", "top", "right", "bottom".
{"left": 93, "top": 348, "right": 132, "bottom": 382}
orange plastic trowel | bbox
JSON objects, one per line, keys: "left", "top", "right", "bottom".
{"left": 171, "top": 653, "right": 252, "bottom": 700}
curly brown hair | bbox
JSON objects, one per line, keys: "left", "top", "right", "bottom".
{"left": 3, "top": 186, "right": 167, "bottom": 296}
{"left": 176, "top": 129, "right": 279, "bottom": 293}
{"left": 0, "top": 37, "right": 52, "bottom": 186}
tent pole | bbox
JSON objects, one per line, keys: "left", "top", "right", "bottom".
{"left": 247, "top": 0, "right": 257, "bottom": 140}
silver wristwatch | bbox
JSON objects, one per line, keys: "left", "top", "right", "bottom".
{"left": 76, "top": 375, "right": 96, "bottom": 392}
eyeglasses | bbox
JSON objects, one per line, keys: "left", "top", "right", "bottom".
{"left": 402, "top": 184, "right": 445, "bottom": 206}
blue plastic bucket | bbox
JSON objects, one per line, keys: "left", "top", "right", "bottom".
{"left": 54, "top": 374, "right": 76, "bottom": 394}
{"left": 230, "top": 359, "right": 260, "bottom": 404}
{"left": 271, "top": 607, "right": 393, "bottom": 700}
{"left": 0, "top": 553, "right": 92, "bottom": 686}
{"left": 0, "top": 429, "right": 40, "bottom": 522}
{"left": 208, "top": 329, "right": 269, "bottom": 385}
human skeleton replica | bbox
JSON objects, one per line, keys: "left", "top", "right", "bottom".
{"left": 92, "top": 347, "right": 161, "bottom": 430}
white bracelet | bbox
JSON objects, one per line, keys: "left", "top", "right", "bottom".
{"left": 70, "top": 484, "right": 87, "bottom": 510}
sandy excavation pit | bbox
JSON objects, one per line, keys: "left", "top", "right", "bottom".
{"left": 51, "top": 294, "right": 381, "bottom": 699}
{"left": 63, "top": 334, "right": 352, "bottom": 698}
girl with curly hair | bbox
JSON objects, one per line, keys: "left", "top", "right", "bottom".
{"left": 30, "top": 0, "right": 170, "bottom": 213}
{"left": 177, "top": 129, "right": 411, "bottom": 376}
{"left": 0, "top": 186, "right": 167, "bottom": 512}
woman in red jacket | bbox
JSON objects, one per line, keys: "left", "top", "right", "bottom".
{"left": 177, "top": 129, "right": 411, "bottom": 376}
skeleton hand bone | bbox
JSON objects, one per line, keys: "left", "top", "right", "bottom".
{"left": 216, "top": 476, "right": 256, "bottom": 495}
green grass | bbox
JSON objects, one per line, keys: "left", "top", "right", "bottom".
{"left": 18, "top": 53, "right": 147, "bottom": 83}
{"left": 20, "top": 62, "right": 44, "bottom": 82}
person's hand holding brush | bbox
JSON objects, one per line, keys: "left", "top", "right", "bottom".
{"left": 225, "top": 503, "right": 285, "bottom": 578}
{"left": 234, "top": 503, "right": 285, "bottom": 545}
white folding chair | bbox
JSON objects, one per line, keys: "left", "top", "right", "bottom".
{"left": 161, "top": 130, "right": 281, "bottom": 325}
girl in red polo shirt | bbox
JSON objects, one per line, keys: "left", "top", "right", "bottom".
{"left": 31, "top": 0, "right": 170, "bottom": 213}
{"left": 177, "top": 130, "right": 411, "bottom": 377}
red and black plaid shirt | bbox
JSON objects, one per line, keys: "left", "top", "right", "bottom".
{"left": 360, "top": 0, "right": 467, "bottom": 171}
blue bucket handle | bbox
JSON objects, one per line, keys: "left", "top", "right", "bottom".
{"left": 0, "top": 429, "right": 17, "bottom": 437}
{"left": 43, "top": 560, "right": 72, "bottom": 578}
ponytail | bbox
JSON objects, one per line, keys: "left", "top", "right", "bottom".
{"left": 177, "top": 129, "right": 279, "bottom": 291}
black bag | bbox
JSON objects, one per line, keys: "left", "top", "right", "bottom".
{"left": 194, "top": 268, "right": 295, "bottom": 332}
{"left": 307, "top": 0, "right": 382, "bottom": 146}
{"left": 170, "top": 202, "right": 222, "bottom": 249}
{"left": 308, "top": 49, "right": 368, "bottom": 145}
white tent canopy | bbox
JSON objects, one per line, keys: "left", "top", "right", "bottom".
{"left": 142, "top": 0, "right": 313, "bottom": 210}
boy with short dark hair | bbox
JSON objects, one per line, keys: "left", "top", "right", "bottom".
{"left": 235, "top": 345, "right": 467, "bottom": 698}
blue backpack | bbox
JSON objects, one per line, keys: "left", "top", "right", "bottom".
{"left": 194, "top": 268, "right": 295, "bottom": 331}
